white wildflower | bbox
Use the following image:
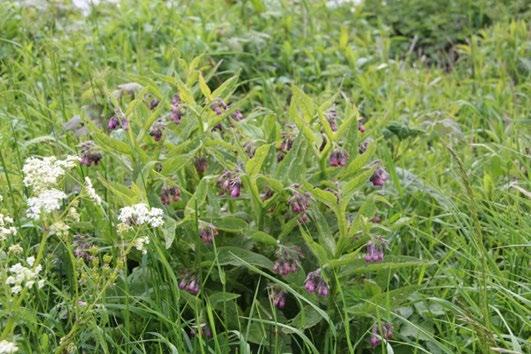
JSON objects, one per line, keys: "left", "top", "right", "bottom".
{"left": 117, "top": 203, "right": 164, "bottom": 228}
{"left": 26, "top": 189, "right": 67, "bottom": 220}
{"left": 0, "top": 340, "right": 18, "bottom": 353}
{"left": 5, "top": 256, "right": 45, "bottom": 294}
{"left": 49, "top": 221, "right": 70, "bottom": 237}
{"left": 22, "top": 155, "right": 78, "bottom": 193}
{"left": 8, "top": 244, "right": 23, "bottom": 255}
{"left": 84, "top": 177, "right": 102, "bottom": 205}
{"left": 133, "top": 236, "right": 150, "bottom": 254}
{"left": 0, "top": 213, "right": 17, "bottom": 241}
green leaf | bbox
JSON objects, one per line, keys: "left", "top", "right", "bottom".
{"left": 211, "top": 75, "right": 240, "bottom": 99}
{"left": 163, "top": 217, "right": 177, "bottom": 248}
{"left": 216, "top": 247, "right": 274, "bottom": 269}
{"left": 284, "top": 306, "right": 323, "bottom": 333}
{"left": 198, "top": 73, "right": 212, "bottom": 100}
{"left": 185, "top": 177, "right": 209, "bottom": 217}
{"left": 304, "top": 183, "right": 337, "bottom": 209}
{"left": 211, "top": 216, "right": 248, "bottom": 232}
{"left": 249, "top": 231, "right": 277, "bottom": 246}
{"left": 208, "top": 292, "right": 241, "bottom": 307}
{"left": 338, "top": 142, "right": 376, "bottom": 179}
{"left": 161, "top": 154, "right": 191, "bottom": 175}
{"left": 339, "top": 256, "right": 436, "bottom": 276}
{"left": 300, "top": 227, "right": 329, "bottom": 264}
{"left": 347, "top": 285, "right": 421, "bottom": 315}
{"left": 245, "top": 144, "right": 271, "bottom": 176}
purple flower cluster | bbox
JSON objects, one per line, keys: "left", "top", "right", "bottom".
{"left": 160, "top": 186, "right": 180, "bottom": 205}
{"left": 273, "top": 245, "right": 303, "bottom": 276}
{"left": 190, "top": 324, "right": 212, "bottom": 338}
{"left": 199, "top": 224, "right": 219, "bottom": 245}
{"left": 358, "top": 138, "right": 373, "bottom": 154}
{"left": 325, "top": 106, "right": 338, "bottom": 131}
{"left": 79, "top": 141, "right": 102, "bottom": 166}
{"left": 149, "top": 98, "right": 160, "bottom": 110}
{"left": 107, "top": 114, "right": 128, "bottom": 131}
{"left": 149, "top": 119, "right": 165, "bottom": 141}
{"left": 179, "top": 274, "right": 200, "bottom": 295}
{"left": 358, "top": 121, "right": 366, "bottom": 133}
{"left": 170, "top": 94, "right": 183, "bottom": 124}
{"left": 231, "top": 110, "right": 244, "bottom": 121}
{"left": 370, "top": 322, "right": 393, "bottom": 347}
{"left": 370, "top": 167, "right": 389, "bottom": 187}
{"left": 269, "top": 287, "right": 287, "bottom": 309}
{"left": 217, "top": 170, "right": 242, "bottom": 198}
{"left": 210, "top": 98, "right": 228, "bottom": 116}
{"left": 364, "top": 237, "right": 387, "bottom": 263}
{"left": 277, "top": 131, "right": 295, "bottom": 161}
{"left": 194, "top": 157, "right": 208, "bottom": 175}
{"left": 288, "top": 188, "right": 311, "bottom": 223}
{"left": 73, "top": 234, "right": 93, "bottom": 262}
{"left": 304, "top": 269, "right": 329, "bottom": 297}
{"left": 329, "top": 149, "right": 348, "bottom": 167}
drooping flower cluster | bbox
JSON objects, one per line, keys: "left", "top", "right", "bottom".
{"left": 0, "top": 340, "right": 18, "bottom": 354}
{"left": 107, "top": 114, "right": 128, "bottom": 131}
{"left": 269, "top": 286, "right": 287, "bottom": 309}
{"left": 170, "top": 94, "right": 183, "bottom": 123}
{"left": 85, "top": 177, "right": 102, "bottom": 205}
{"left": 194, "top": 157, "right": 208, "bottom": 175}
{"left": 5, "top": 256, "right": 45, "bottom": 294}
{"left": 73, "top": 234, "right": 94, "bottom": 262}
{"left": 288, "top": 188, "right": 311, "bottom": 223}
{"left": 325, "top": 106, "right": 338, "bottom": 131}
{"left": 117, "top": 203, "right": 164, "bottom": 229}
{"left": 217, "top": 170, "right": 242, "bottom": 198}
{"left": 79, "top": 141, "right": 102, "bottom": 166}
{"left": 358, "top": 138, "right": 372, "bottom": 154}
{"left": 370, "top": 167, "right": 389, "bottom": 187}
{"left": 370, "top": 322, "right": 393, "bottom": 347}
{"left": 26, "top": 189, "right": 67, "bottom": 220}
{"left": 179, "top": 273, "right": 200, "bottom": 295}
{"left": 364, "top": 237, "right": 387, "bottom": 263}
{"left": 329, "top": 149, "right": 348, "bottom": 167}
{"left": 189, "top": 323, "right": 212, "bottom": 338}
{"left": 199, "top": 224, "right": 219, "bottom": 245}
{"left": 304, "top": 269, "right": 329, "bottom": 297}
{"left": 277, "top": 130, "right": 295, "bottom": 161}
{"left": 0, "top": 213, "right": 17, "bottom": 242}
{"left": 149, "top": 119, "right": 166, "bottom": 141}
{"left": 210, "top": 98, "right": 228, "bottom": 116}
{"left": 160, "top": 186, "right": 180, "bottom": 205}
{"left": 273, "top": 245, "right": 303, "bottom": 276}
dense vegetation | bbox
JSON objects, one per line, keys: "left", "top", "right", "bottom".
{"left": 0, "top": 1, "right": 529, "bottom": 353}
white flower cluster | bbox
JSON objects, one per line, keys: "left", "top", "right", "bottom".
{"left": 22, "top": 155, "right": 78, "bottom": 220}
{"left": 5, "top": 256, "right": 45, "bottom": 294}
{"left": 0, "top": 213, "right": 17, "bottom": 242}
{"left": 118, "top": 203, "right": 164, "bottom": 229}
{"left": 23, "top": 155, "right": 78, "bottom": 193}
{"left": 26, "top": 189, "right": 67, "bottom": 220}
{"left": 84, "top": 177, "right": 102, "bottom": 205}
{"left": 133, "top": 236, "right": 150, "bottom": 254}
{"left": 0, "top": 340, "right": 18, "bottom": 354}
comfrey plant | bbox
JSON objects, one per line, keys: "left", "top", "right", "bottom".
{"left": 6, "top": 62, "right": 415, "bottom": 353}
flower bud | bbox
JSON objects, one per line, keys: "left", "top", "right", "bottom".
{"left": 370, "top": 167, "right": 389, "bottom": 187}
{"left": 329, "top": 149, "right": 348, "bottom": 167}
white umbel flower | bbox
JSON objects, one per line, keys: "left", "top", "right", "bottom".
{"left": 0, "top": 213, "right": 17, "bottom": 241}
{"left": 0, "top": 340, "right": 18, "bottom": 354}
{"left": 133, "top": 236, "right": 150, "bottom": 254}
{"left": 84, "top": 177, "right": 102, "bottom": 205}
{"left": 118, "top": 203, "right": 164, "bottom": 228}
{"left": 22, "top": 155, "right": 78, "bottom": 193}
{"left": 26, "top": 189, "right": 67, "bottom": 220}
{"left": 5, "top": 256, "right": 45, "bottom": 294}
